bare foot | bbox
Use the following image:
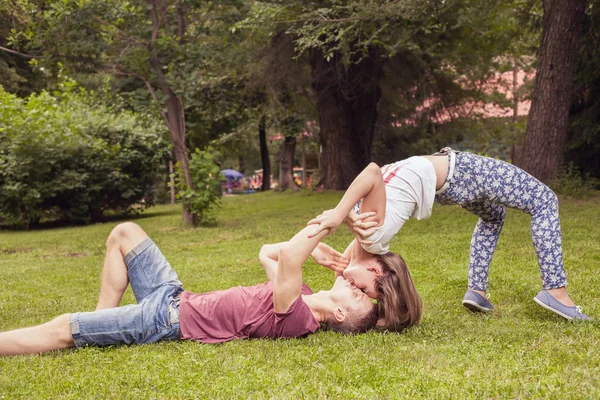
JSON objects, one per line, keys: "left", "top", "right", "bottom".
{"left": 546, "top": 287, "right": 575, "bottom": 307}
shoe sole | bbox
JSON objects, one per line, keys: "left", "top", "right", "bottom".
{"left": 462, "top": 300, "right": 493, "bottom": 312}
{"left": 533, "top": 296, "right": 573, "bottom": 320}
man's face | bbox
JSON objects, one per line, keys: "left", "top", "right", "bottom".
{"left": 329, "top": 276, "right": 374, "bottom": 317}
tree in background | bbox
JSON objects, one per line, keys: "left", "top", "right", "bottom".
{"left": 566, "top": 1, "right": 600, "bottom": 181}
{"left": 240, "top": 0, "right": 528, "bottom": 189}
{"left": 0, "top": 1, "right": 48, "bottom": 95}
{"left": 518, "top": 0, "right": 589, "bottom": 182}
{"left": 2, "top": 0, "right": 244, "bottom": 225}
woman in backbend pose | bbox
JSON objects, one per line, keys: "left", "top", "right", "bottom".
{"left": 309, "top": 147, "right": 590, "bottom": 320}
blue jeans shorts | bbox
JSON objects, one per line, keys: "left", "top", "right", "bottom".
{"left": 70, "top": 238, "right": 184, "bottom": 348}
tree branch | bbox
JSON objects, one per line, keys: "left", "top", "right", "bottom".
{"left": 0, "top": 45, "right": 42, "bottom": 59}
{"left": 176, "top": 1, "right": 185, "bottom": 44}
{"left": 150, "top": 0, "right": 181, "bottom": 47}
{"left": 90, "top": 16, "right": 146, "bottom": 46}
{"left": 107, "top": 64, "right": 171, "bottom": 131}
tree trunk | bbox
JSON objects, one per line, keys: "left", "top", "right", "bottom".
{"left": 149, "top": 49, "right": 197, "bottom": 225}
{"left": 165, "top": 94, "right": 197, "bottom": 226}
{"left": 518, "top": 0, "right": 588, "bottom": 182}
{"left": 147, "top": 2, "right": 196, "bottom": 225}
{"left": 259, "top": 115, "right": 271, "bottom": 191}
{"left": 238, "top": 156, "right": 246, "bottom": 175}
{"left": 310, "top": 46, "right": 385, "bottom": 190}
{"left": 278, "top": 136, "right": 299, "bottom": 191}
{"left": 169, "top": 159, "right": 175, "bottom": 204}
{"left": 510, "top": 60, "right": 521, "bottom": 165}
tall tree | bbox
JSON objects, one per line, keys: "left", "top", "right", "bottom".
{"left": 241, "top": 0, "right": 527, "bottom": 189}
{"left": 519, "top": 0, "right": 588, "bottom": 182}
{"left": 310, "top": 46, "right": 384, "bottom": 189}
{"left": 566, "top": 1, "right": 600, "bottom": 180}
{"left": 1, "top": 0, "right": 242, "bottom": 225}
{"left": 0, "top": 1, "right": 49, "bottom": 95}
{"left": 258, "top": 114, "right": 271, "bottom": 191}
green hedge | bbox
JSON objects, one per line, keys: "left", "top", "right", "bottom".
{"left": 0, "top": 86, "right": 168, "bottom": 228}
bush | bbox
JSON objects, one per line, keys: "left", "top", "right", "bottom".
{"left": 0, "top": 86, "right": 168, "bottom": 228}
{"left": 549, "top": 163, "right": 600, "bottom": 198}
{"left": 171, "top": 146, "right": 222, "bottom": 225}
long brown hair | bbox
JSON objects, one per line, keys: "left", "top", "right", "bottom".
{"left": 374, "top": 252, "right": 422, "bottom": 332}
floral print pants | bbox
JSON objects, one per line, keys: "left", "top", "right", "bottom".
{"left": 435, "top": 151, "right": 567, "bottom": 291}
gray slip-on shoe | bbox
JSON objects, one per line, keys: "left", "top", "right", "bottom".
{"left": 462, "top": 290, "right": 494, "bottom": 312}
{"left": 533, "top": 290, "right": 591, "bottom": 320}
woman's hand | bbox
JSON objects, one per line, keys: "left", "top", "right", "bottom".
{"left": 307, "top": 209, "right": 346, "bottom": 238}
{"left": 344, "top": 210, "right": 378, "bottom": 244}
{"left": 310, "top": 243, "right": 349, "bottom": 273}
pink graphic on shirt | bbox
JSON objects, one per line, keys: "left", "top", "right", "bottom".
{"left": 383, "top": 165, "right": 404, "bottom": 184}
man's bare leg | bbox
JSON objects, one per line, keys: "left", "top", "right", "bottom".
{"left": 96, "top": 222, "right": 149, "bottom": 310}
{"left": 0, "top": 223, "right": 150, "bottom": 356}
{"left": 0, "top": 314, "right": 74, "bottom": 356}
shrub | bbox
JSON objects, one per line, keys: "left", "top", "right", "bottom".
{"left": 171, "top": 146, "right": 222, "bottom": 225}
{"left": 0, "top": 86, "right": 168, "bottom": 228}
{"left": 549, "top": 163, "right": 600, "bottom": 199}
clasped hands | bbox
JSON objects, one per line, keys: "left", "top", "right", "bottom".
{"left": 306, "top": 208, "right": 378, "bottom": 272}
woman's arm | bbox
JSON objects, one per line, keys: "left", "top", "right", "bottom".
{"left": 308, "top": 162, "right": 386, "bottom": 237}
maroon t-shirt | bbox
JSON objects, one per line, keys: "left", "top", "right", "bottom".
{"left": 179, "top": 282, "right": 320, "bottom": 343}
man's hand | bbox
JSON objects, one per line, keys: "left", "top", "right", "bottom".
{"left": 310, "top": 243, "right": 349, "bottom": 273}
{"left": 306, "top": 209, "right": 346, "bottom": 238}
{"left": 344, "top": 210, "right": 378, "bottom": 244}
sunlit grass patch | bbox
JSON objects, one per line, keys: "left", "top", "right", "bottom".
{"left": 1, "top": 190, "right": 599, "bottom": 399}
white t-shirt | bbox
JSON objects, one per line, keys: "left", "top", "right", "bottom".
{"left": 359, "top": 156, "right": 437, "bottom": 254}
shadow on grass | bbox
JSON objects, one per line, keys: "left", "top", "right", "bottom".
{"left": 0, "top": 205, "right": 180, "bottom": 232}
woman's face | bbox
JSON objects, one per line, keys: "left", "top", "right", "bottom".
{"left": 342, "top": 258, "right": 382, "bottom": 300}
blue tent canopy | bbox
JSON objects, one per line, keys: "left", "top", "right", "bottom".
{"left": 221, "top": 169, "right": 244, "bottom": 180}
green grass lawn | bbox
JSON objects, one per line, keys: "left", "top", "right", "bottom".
{"left": 1, "top": 191, "right": 599, "bottom": 399}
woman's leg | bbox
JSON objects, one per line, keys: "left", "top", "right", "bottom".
{"left": 436, "top": 152, "right": 575, "bottom": 306}
{"left": 96, "top": 222, "right": 149, "bottom": 310}
{"left": 461, "top": 200, "right": 506, "bottom": 294}
{"left": 0, "top": 314, "right": 74, "bottom": 356}
{"left": 529, "top": 189, "right": 573, "bottom": 305}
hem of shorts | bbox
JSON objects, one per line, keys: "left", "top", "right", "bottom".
{"left": 123, "top": 237, "right": 155, "bottom": 267}
{"left": 70, "top": 313, "right": 86, "bottom": 348}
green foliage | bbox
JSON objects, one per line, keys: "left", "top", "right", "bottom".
{"left": 308, "top": 169, "right": 322, "bottom": 190}
{"left": 239, "top": 1, "right": 539, "bottom": 168}
{"left": 0, "top": 85, "right": 168, "bottom": 228}
{"left": 0, "top": 1, "right": 49, "bottom": 96}
{"left": 548, "top": 163, "right": 600, "bottom": 199}
{"left": 567, "top": 2, "right": 600, "bottom": 180}
{"left": 171, "top": 147, "right": 222, "bottom": 225}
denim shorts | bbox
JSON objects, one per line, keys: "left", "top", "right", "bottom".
{"left": 70, "top": 238, "right": 184, "bottom": 348}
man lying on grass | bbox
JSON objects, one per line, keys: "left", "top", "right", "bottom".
{"left": 0, "top": 222, "right": 378, "bottom": 356}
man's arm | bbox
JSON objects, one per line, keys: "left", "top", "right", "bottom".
{"left": 259, "top": 242, "right": 283, "bottom": 281}
{"left": 273, "top": 226, "right": 329, "bottom": 313}
{"left": 260, "top": 241, "right": 349, "bottom": 282}
{"left": 308, "top": 163, "right": 386, "bottom": 237}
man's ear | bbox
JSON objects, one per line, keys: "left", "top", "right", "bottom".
{"left": 333, "top": 306, "right": 347, "bottom": 323}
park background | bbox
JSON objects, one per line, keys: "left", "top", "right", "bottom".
{"left": 1, "top": 0, "right": 600, "bottom": 398}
